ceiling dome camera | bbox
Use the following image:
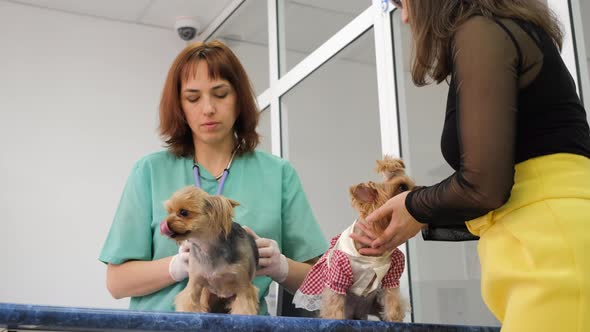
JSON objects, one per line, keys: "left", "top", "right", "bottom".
{"left": 175, "top": 16, "right": 200, "bottom": 42}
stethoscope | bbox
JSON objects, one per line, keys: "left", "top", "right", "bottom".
{"left": 192, "top": 145, "right": 239, "bottom": 195}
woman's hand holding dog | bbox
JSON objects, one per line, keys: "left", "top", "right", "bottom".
{"left": 243, "top": 227, "right": 289, "bottom": 283}
{"left": 353, "top": 191, "right": 425, "bottom": 256}
{"left": 168, "top": 240, "right": 191, "bottom": 282}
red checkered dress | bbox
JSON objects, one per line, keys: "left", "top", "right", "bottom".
{"left": 293, "top": 231, "right": 405, "bottom": 311}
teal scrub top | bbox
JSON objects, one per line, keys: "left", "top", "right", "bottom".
{"left": 99, "top": 150, "right": 328, "bottom": 314}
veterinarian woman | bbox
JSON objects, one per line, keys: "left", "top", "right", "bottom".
{"left": 99, "top": 40, "right": 328, "bottom": 315}
{"left": 351, "top": 1, "right": 590, "bottom": 331}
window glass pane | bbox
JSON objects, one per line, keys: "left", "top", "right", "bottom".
{"left": 207, "top": 0, "right": 269, "bottom": 94}
{"left": 280, "top": 29, "right": 380, "bottom": 245}
{"left": 390, "top": 9, "right": 500, "bottom": 327}
{"left": 583, "top": 1, "right": 590, "bottom": 82}
{"left": 277, "top": 0, "right": 369, "bottom": 76}
{"left": 546, "top": 0, "right": 590, "bottom": 125}
{"left": 256, "top": 106, "right": 275, "bottom": 315}
{"left": 257, "top": 107, "right": 272, "bottom": 154}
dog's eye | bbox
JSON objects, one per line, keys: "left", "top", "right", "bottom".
{"left": 179, "top": 209, "right": 189, "bottom": 217}
{"left": 399, "top": 184, "right": 409, "bottom": 192}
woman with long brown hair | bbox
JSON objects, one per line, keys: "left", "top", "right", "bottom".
{"left": 352, "top": 0, "right": 590, "bottom": 330}
{"left": 99, "top": 40, "right": 328, "bottom": 314}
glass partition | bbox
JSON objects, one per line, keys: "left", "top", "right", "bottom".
{"left": 277, "top": 0, "right": 369, "bottom": 76}
{"left": 257, "top": 107, "right": 272, "bottom": 154}
{"left": 583, "top": 0, "right": 590, "bottom": 83}
{"left": 280, "top": 28, "right": 380, "bottom": 250}
{"left": 207, "top": 0, "right": 270, "bottom": 94}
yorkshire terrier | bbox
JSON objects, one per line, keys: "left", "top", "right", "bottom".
{"left": 159, "top": 186, "right": 259, "bottom": 315}
{"left": 293, "top": 156, "right": 413, "bottom": 321}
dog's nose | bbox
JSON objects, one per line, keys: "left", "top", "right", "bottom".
{"left": 160, "top": 220, "right": 174, "bottom": 237}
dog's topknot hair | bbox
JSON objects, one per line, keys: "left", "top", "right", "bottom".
{"left": 375, "top": 155, "right": 406, "bottom": 180}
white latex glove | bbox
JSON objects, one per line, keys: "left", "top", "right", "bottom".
{"left": 168, "top": 240, "right": 190, "bottom": 282}
{"left": 243, "top": 227, "right": 289, "bottom": 283}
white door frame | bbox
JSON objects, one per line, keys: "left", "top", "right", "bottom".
{"left": 549, "top": 0, "right": 590, "bottom": 108}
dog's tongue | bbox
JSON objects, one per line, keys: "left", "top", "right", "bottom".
{"left": 160, "top": 220, "right": 174, "bottom": 237}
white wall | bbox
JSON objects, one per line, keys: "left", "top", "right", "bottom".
{"left": 0, "top": 2, "right": 185, "bottom": 309}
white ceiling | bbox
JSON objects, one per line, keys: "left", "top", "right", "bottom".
{"left": 8, "top": 0, "right": 585, "bottom": 63}
{"left": 3, "top": 0, "right": 234, "bottom": 31}
{"left": 3, "top": 0, "right": 375, "bottom": 64}
{"left": 2, "top": 0, "right": 370, "bottom": 36}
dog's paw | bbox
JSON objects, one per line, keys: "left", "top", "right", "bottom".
{"left": 320, "top": 289, "right": 346, "bottom": 320}
{"left": 379, "top": 288, "right": 408, "bottom": 322}
{"left": 175, "top": 287, "right": 206, "bottom": 313}
{"left": 229, "top": 285, "right": 259, "bottom": 316}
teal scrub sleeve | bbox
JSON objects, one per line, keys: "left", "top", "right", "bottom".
{"left": 99, "top": 161, "right": 154, "bottom": 264}
{"left": 280, "top": 162, "right": 329, "bottom": 262}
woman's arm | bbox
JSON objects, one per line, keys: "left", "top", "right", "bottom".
{"left": 278, "top": 161, "right": 329, "bottom": 287}
{"left": 106, "top": 257, "right": 175, "bottom": 299}
{"left": 280, "top": 258, "right": 318, "bottom": 294}
{"left": 404, "top": 16, "right": 519, "bottom": 225}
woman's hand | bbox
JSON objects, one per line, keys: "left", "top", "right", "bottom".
{"left": 353, "top": 191, "right": 425, "bottom": 256}
{"left": 168, "top": 240, "right": 191, "bottom": 281}
{"left": 243, "top": 226, "right": 289, "bottom": 283}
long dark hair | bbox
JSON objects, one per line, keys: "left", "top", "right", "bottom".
{"left": 406, "top": 0, "right": 564, "bottom": 86}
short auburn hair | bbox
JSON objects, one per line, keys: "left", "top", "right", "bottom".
{"left": 159, "top": 40, "right": 260, "bottom": 157}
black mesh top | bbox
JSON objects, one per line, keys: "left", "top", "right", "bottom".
{"left": 406, "top": 16, "right": 590, "bottom": 227}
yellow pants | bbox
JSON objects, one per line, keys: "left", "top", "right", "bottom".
{"left": 466, "top": 153, "right": 590, "bottom": 332}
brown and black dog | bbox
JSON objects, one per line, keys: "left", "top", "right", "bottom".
{"left": 294, "top": 156, "right": 413, "bottom": 321}
{"left": 160, "top": 186, "right": 259, "bottom": 315}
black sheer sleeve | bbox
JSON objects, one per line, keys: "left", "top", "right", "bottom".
{"left": 405, "top": 16, "right": 519, "bottom": 226}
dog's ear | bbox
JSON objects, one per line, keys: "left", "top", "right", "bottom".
{"left": 351, "top": 184, "right": 378, "bottom": 203}
{"left": 163, "top": 199, "right": 172, "bottom": 213}
{"left": 228, "top": 199, "right": 240, "bottom": 208}
{"left": 204, "top": 196, "right": 234, "bottom": 238}
{"left": 375, "top": 155, "right": 406, "bottom": 180}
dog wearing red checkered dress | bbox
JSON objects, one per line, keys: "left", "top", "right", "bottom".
{"left": 293, "top": 156, "right": 412, "bottom": 321}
